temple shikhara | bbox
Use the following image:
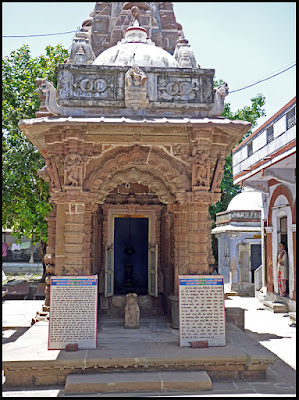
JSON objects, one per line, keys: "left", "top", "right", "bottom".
{"left": 19, "top": 2, "right": 251, "bottom": 326}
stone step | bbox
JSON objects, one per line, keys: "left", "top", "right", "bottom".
{"left": 225, "top": 291, "right": 239, "bottom": 299}
{"left": 64, "top": 371, "right": 212, "bottom": 395}
{"left": 263, "top": 301, "right": 288, "bottom": 313}
{"left": 289, "top": 312, "right": 296, "bottom": 323}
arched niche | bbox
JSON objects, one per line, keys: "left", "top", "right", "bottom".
{"left": 84, "top": 145, "right": 191, "bottom": 203}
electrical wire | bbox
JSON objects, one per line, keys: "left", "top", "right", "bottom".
{"left": 3, "top": 2, "right": 112, "bottom": 39}
{"left": 229, "top": 63, "right": 296, "bottom": 94}
{"left": 3, "top": 1, "right": 295, "bottom": 96}
{"left": 3, "top": 31, "right": 78, "bottom": 38}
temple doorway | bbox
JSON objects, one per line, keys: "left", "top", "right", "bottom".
{"left": 114, "top": 217, "right": 149, "bottom": 295}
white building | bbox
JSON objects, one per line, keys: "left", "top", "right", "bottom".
{"left": 232, "top": 97, "right": 296, "bottom": 310}
{"left": 212, "top": 189, "right": 263, "bottom": 296}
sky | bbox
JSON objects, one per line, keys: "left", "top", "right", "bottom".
{"left": 2, "top": 2, "right": 296, "bottom": 131}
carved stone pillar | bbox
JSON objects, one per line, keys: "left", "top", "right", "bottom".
{"left": 168, "top": 202, "right": 189, "bottom": 296}
{"left": 63, "top": 202, "right": 85, "bottom": 275}
{"left": 62, "top": 201, "right": 99, "bottom": 276}
{"left": 168, "top": 191, "right": 219, "bottom": 328}
{"left": 43, "top": 205, "right": 57, "bottom": 308}
{"left": 167, "top": 202, "right": 188, "bottom": 329}
{"left": 44, "top": 204, "right": 57, "bottom": 268}
{"left": 49, "top": 190, "right": 99, "bottom": 276}
{"left": 186, "top": 200, "right": 211, "bottom": 276}
{"left": 55, "top": 203, "right": 66, "bottom": 276}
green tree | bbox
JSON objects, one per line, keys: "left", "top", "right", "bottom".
{"left": 2, "top": 44, "right": 68, "bottom": 276}
{"left": 209, "top": 80, "right": 266, "bottom": 262}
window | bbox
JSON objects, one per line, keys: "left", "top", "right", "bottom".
{"left": 286, "top": 106, "right": 296, "bottom": 130}
{"left": 247, "top": 142, "right": 253, "bottom": 157}
{"left": 266, "top": 125, "right": 274, "bottom": 143}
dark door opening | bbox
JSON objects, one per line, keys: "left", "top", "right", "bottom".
{"left": 250, "top": 244, "right": 262, "bottom": 283}
{"left": 114, "top": 217, "right": 148, "bottom": 295}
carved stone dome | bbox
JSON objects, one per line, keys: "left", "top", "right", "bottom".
{"left": 93, "top": 24, "right": 179, "bottom": 68}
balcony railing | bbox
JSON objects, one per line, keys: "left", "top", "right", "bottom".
{"left": 287, "top": 107, "right": 296, "bottom": 130}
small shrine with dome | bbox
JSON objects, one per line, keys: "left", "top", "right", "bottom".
{"left": 19, "top": 2, "right": 251, "bottom": 325}
{"left": 212, "top": 189, "right": 263, "bottom": 296}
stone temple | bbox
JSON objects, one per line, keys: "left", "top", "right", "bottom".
{"left": 19, "top": 2, "right": 251, "bottom": 326}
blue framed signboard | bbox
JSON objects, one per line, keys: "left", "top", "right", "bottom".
{"left": 48, "top": 276, "right": 98, "bottom": 350}
{"left": 178, "top": 275, "right": 226, "bottom": 347}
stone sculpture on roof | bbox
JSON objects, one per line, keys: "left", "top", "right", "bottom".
{"left": 125, "top": 64, "right": 149, "bottom": 110}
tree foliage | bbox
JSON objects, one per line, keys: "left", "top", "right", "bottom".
{"left": 209, "top": 80, "right": 266, "bottom": 261}
{"left": 2, "top": 44, "right": 68, "bottom": 244}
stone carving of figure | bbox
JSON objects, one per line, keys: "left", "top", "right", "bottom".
{"left": 178, "top": 50, "right": 192, "bottom": 68}
{"left": 125, "top": 292, "right": 140, "bottom": 329}
{"left": 174, "top": 33, "right": 199, "bottom": 69}
{"left": 35, "top": 78, "right": 51, "bottom": 117}
{"left": 131, "top": 5, "right": 141, "bottom": 25}
{"left": 206, "top": 82, "right": 229, "bottom": 118}
{"left": 192, "top": 151, "right": 210, "bottom": 188}
{"left": 125, "top": 64, "right": 147, "bottom": 87}
{"left": 125, "top": 65, "right": 149, "bottom": 110}
{"left": 64, "top": 154, "right": 82, "bottom": 186}
{"left": 67, "top": 31, "right": 95, "bottom": 65}
{"left": 123, "top": 2, "right": 149, "bottom": 11}
{"left": 39, "top": 79, "right": 62, "bottom": 116}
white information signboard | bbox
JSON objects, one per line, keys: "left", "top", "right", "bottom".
{"left": 48, "top": 276, "right": 98, "bottom": 350}
{"left": 179, "top": 275, "right": 226, "bottom": 347}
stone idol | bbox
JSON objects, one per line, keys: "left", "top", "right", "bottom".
{"left": 125, "top": 64, "right": 149, "bottom": 110}
{"left": 125, "top": 293, "right": 140, "bottom": 329}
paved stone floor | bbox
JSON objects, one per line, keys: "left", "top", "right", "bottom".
{"left": 2, "top": 296, "right": 296, "bottom": 397}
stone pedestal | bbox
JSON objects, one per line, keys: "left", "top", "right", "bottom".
{"left": 169, "top": 295, "right": 179, "bottom": 329}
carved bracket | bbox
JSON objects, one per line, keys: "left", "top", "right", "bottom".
{"left": 38, "top": 157, "right": 61, "bottom": 191}
{"left": 210, "top": 156, "right": 225, "bottom": 193}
